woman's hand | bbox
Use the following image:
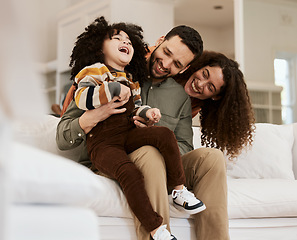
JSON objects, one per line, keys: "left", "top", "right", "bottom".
{"left": 79, "top": 96, "right": 128, "bottom": 134}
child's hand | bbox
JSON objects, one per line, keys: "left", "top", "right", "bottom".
{"left": 119, "top": 84, "right": 131, "bottom": 101}
{"left": 133, "top": 116, "right": 154, "bottom": 128}
{"left": 146, "top": 108, "right": 161, "bottom": 123}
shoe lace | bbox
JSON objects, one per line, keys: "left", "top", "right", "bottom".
{"left": 173, "top": 186, "right": 195, "bottom": 201}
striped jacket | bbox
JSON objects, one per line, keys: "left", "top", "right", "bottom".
{"left": 74, "top": 62, "right": 150, "bottom": 118}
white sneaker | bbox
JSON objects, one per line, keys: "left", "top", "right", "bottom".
{"left": 172, "top": 186, "right": 206, "bottom": 214}
{"left": 151, "top": 225, "right": 177, "bottom": 240}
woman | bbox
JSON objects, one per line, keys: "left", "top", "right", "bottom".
{"left": 175, "top": 51, "right": 255, "bottom": 159}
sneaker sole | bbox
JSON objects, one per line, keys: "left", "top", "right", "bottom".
{"left": 173, "top": 202, "right": 206, "bottom": 214}
{"left": 150, "top": 233, "right": 177, "bottom": 240}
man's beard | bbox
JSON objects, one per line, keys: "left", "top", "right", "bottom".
{"left": 148, "top": 47, "right": 170, "bottom": 80}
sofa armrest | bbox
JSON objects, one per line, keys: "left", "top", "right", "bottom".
{"left": 12, "top": 115, "right": 82, "bottom": 162}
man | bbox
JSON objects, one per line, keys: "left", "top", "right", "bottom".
{"left": 56, "top": 25, "right": 229, "bottom": 240}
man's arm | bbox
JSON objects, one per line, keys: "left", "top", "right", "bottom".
{"left": 56, "top": 101, "right": 86, "bottom": 150}
{"left": 56, "top": 97, "right": 128, "bottom": 150}
{"left": 172, "top": 97, "right": 194, "bottom": 155}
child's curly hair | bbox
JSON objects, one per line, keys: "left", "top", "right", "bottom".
{"left": 175, "top": 51, "right": 255, "bottom": 159}
{"left": 69, "top": 16, "right": 149, "bottom": 86}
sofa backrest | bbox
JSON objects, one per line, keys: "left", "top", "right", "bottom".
{"left": 13, "top": 115, "right": 297, "bottom": 180}
{"left": 12, "top": 115, "right": 82, "bottom": 163}
{"left": 193, "top": 123, "right": 297, "bottom": 180}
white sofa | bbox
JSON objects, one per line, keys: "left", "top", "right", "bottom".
{"left": 7, "top": 115, "right": 297, "bottom": 240}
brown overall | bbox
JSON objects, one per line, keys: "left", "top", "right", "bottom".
{"left": 86, "top": 95, "right": 186, "bottom": 232}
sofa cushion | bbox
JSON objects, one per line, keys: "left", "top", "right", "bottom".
{"left": 193, "top": 123, "right": 295, "bottom": 180}
{"left": 86, "top": 173, "right": 191, "bottom": 219}
{"left": 228, "top": 178, "right": 297, "bottom": 219}
{"left": 227, "top": 123, "right": 294, "bottom": 179}
{"left": 11, "top": 115, "right": 191, "bottom": 219}
{"left": 10, "top": 142, "right": 105, "bottom": 206}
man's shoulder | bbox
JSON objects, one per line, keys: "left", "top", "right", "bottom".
{"left": 165, "top": 78, "right": 187, "bottom": 91}
{"left": 162, "top": 78, "right": 190, "bottom": 100}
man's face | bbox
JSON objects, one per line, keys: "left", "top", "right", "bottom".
{"left": 148, "top": 35, "right": 195, "bottom": 80}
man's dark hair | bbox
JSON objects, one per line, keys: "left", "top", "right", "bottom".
{"left": 165, "top": 25, "right": 203, "bottom": 61}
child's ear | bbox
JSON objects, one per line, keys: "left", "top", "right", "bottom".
{"left": 155, "top": 36, "right": 165, "bottom": 46}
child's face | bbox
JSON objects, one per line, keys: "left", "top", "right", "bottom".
{"left": 102, "top": 30, "right": 134, "bottom": 71}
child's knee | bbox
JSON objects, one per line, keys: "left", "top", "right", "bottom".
{"left": 116, "top": 162, "right": 144, "bottom": 186}
{"left": 154, "top": 126, "right": 176, "bottom": 142}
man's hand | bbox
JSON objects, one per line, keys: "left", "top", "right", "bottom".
{"left": 79, "top": 96, "right": 128, "bottom": 134}
{"left": 133, "top": 115, "right": 156, "bottom": 128}
{"left": 145, "top": 108, "right": 161, "bottom": 123}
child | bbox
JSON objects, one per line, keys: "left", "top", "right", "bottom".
{"left": 70, "top": 16, "right": 205, "bottom": 240}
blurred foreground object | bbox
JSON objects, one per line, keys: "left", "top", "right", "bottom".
{"left": 0, "top": 1, "right": 48, "bottom": 239}
{"left": 0, "top": 0, "right": 48, "bottom": 122}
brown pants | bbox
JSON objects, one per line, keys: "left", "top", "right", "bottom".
{"left": 87, "top": 98, "right": 185, "bottom": 232}
{"left": 130, "top": 147, "right": 230, "bottom": 240}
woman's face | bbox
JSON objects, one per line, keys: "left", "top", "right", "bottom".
{"left": 184, "top": 66, "right": 225, "bottom": 100}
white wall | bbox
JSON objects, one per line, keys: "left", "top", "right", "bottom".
{"left": 22, "top": 0, "right": 82, "bottom": 63}
{"left": 243, "top": 0, "right": 297, "bottom": 84}
{"left": 198, "top": 25, "right": 234, "bottom": 59}
{"left": 110, "top": 0, "right": 174, "bottom": 46}
{"left": 174, "top": 23, "right": 235, "bottom": 59}
{"left": 33, "top": 0, "right": 80, "bottom": 62}
{"left": 241, "top": 0, "right": 297, "bottom": 122}
{"left": 39, "top": 0, "right": 233, "bottom": 63}
{"left": 35, "top": 0, "right": 174, "bottom": 63}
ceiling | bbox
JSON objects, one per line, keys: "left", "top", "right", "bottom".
{"left": 174, "top": 0, "right": 297, "bottom": 28}
{"left": 174, "top": 0, "right": 234, "bottom": 28}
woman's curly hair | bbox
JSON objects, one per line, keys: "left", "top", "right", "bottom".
{"left": 69, "top": 16, "right": 149, "bottom": 86}
{"left": 176, "top": 51, "right": 255, "bottom": 159}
